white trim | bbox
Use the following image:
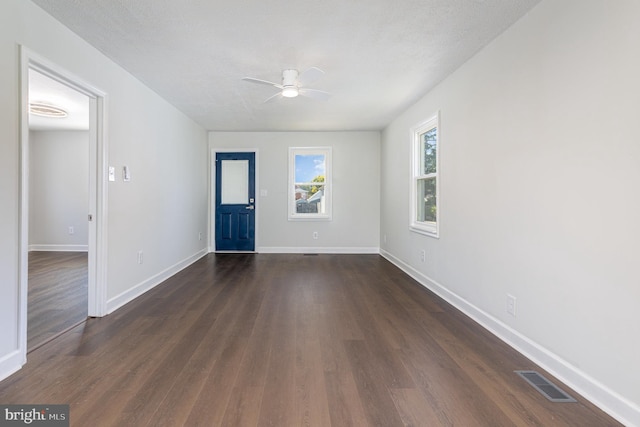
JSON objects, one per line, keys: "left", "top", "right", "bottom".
{"left": 210, "top": 148, "right": 260, "bottom": 252}
{"left": 29, "top": 245, "right": 89, "bottom": 252}
{"left": 106, "top": 249, "right": 208, "bottom": 314}
{"left": 258, "top": 246, "right": 379, "bottom": 254}
{"left": 18, "top": 47, "right": 109, "bottom": 374}
{"left": 0, "top": 350, "right": 24, "bottom": 383}
{"left": 379, "top": 248, "right": 639, "bottom": 427}
{"left": 88, "top": 83, "right": 109, "bottom": 318}
{"left": 410, "top": 113, "right": 440, "bottom": 238}
{"left": 288, "top": 147, "right": 333, "bottom": 221}
{"left": 214, "top": 251, "right": 258, "bottom": 254}
{"left": 18, "top": 49, "right": 30, "bottom": 364}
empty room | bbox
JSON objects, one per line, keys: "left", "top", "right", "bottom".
{"left": 0, "top": 0, "right": 638, "bottom": 426}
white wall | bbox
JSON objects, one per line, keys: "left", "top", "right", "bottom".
{"left": 380, "top": 0, "right": 640, "bottom": 424}
{"left": 0, "top": 0, "right": 208, "bottom": 379}
{"left": 210, "top": 132, "right": 380, "bottom": 253}
{"left": 29, "top": 130, "right": 89, "bottom": 251}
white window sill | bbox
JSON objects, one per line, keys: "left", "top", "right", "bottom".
{"left": 410, "top": 224, "right": 439, "bottom": 238}
{"left": 288, "top": 215, "right": 332, "bottom": 221}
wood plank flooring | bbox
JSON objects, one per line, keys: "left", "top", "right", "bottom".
{"left": 1, "top": 254, "right": 620, "bottom": 426}
{"left": 28, "top": 251, "right": 88, "bottom": 351}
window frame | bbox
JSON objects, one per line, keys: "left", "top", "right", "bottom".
{"left": 288, "top": 146, "right": 332, "bottom": 221}
{"left": 410, "top": 113, "right": 440, "bottom": 237}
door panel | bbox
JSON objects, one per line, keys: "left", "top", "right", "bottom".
{"left": 237, "top": 212, "right": 250, "bottom": 240}
{"left": 220, "top": 213, "right": 232, "bottom": 240}
{"left": 215, "top": 152, "right": 255, "bottom": 251}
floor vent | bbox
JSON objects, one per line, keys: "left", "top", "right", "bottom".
{"left": 303, "top": 253, "right": 319, "bottom": 256}
{"left": 515, "top": 371, "right": 576, "bottom": 402}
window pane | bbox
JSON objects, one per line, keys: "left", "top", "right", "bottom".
{"left": 221, "top": 160, "right": 248, "bottom": 204}
{"left": 421, "top": 127, "right": 437, "bottom": 175}
{"left": 289, "top": 147, "right": 332, "bottom": 220}
{"left": 295, "top": 184, "right": 325, "bottom": 214}
{"left": 295, "top": 154, "right": 326, "bottom": 183}
{"left": 410, "top": 114, "right": 438, "bottom": 236}
{"left": 417, "top": 177, "right": 436, "bottom": 222}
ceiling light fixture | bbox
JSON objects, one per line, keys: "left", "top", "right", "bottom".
{"left": 29, "top": 102, "right": 68, "bottom": 118}
{"left": 281, "top": 85, "right": 299, "bottom": 98}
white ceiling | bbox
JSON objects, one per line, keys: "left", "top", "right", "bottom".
{"left": 29, "top": 69, "right": 90, "bottom": 131}
{"left": 30, "top": 0, "right": 541, "bottom": 132}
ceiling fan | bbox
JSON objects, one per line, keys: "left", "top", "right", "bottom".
{"left": 243, "top": 67, "right": 331, "bottom": 103}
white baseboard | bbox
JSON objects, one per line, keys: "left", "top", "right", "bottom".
{"left": 257, "top": 246, "right": 380, "bottom": 254}
{"left": 0, "top": 350, "right": 24, "bottom": 384}
{"left": 29, "top": 244, "right": 88, "bottom": 252}
{"left": 379, "top": 249, "right": 639, "bottom": 427}
{"left": 106, "top": 249, "right": 208, "bottom": 314}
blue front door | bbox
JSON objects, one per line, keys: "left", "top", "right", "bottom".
{"left": 215, "top": 152, "right": 256, "bottom": 251}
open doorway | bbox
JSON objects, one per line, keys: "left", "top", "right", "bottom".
{"left": 19, "top": 48, "right": 108, "bottom": 359}
{"left": 26, "top": 69, "right": 90, "bottom": 351}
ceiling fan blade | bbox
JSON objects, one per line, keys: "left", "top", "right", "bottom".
{"left": 299, "top": 88, "right": 331, "bottom": 101}
{"left": 263, "top": 92, "right": 283, "bottom": 103}
{"left": 297, "top": 67, "right": 324, "bottom": 87}
{"left": 242, "top": 77, "right": 282, "bottom": 89}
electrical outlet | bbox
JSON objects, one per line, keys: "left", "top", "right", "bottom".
{"left": 137, "top": 251, "right": 143, "bottom": 265}
{"left": 383, "top": 234, "right": 387, "bottom": 244}
{"left": 507, "top": 294, "right": 516, "bottom": 317}
{"left": 68, "top": 226, "right": 74, "bottom": 235}
{"left": 313, "top": 231, "right": 319, "bottom": 240}
{"left": 420, "top": 249, "right": 426, "bottom": 262}
{"left": 198, "top": 232, "right": 202, "bottom": 241}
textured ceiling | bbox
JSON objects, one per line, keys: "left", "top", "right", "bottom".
{"left": 30, "top": 0, "right": 541, "bottom": 131}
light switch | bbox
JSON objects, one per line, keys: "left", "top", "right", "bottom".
{"left": 108, "top": 166, "right": 115, "bottom": 182}
{"left": 123, "top": 166, "right": 131, "bottom": 182}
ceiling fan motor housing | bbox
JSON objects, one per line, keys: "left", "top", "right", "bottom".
{"left": 282, "top": 69, "right": 299, "bottom": 86}
{"left": 281, "top": 69, "right": 299, "bottom": 97}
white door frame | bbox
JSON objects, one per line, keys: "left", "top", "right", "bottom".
{"left": 18, "top": 47, "right": 108, "bottom": 361}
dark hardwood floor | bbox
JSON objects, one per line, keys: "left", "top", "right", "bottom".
{"left": 2, "top": 254, "right": 620, "bottom": 426}
{"left": 28, "top": 251, "right": 88, "bottom": 351}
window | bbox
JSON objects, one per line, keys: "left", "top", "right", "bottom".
{"left": 289, "top": 147, "right": 332, "bottom": 220}
{"left": 410, "top": 113, "right": 439, "bottom": 237}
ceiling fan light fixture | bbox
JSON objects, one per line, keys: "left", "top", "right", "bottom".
{"left": 282, "top": 86, "right": 299, "bottom": 98}
{"left": 29, "top": 102, "right": 68, "bottom": 118}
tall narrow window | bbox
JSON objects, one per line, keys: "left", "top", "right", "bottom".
{"left": 289, "top": 147, "right": 332, "bottom": 220}
{"left": 411, "top": 114, "right": 439, "bottom": 237}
